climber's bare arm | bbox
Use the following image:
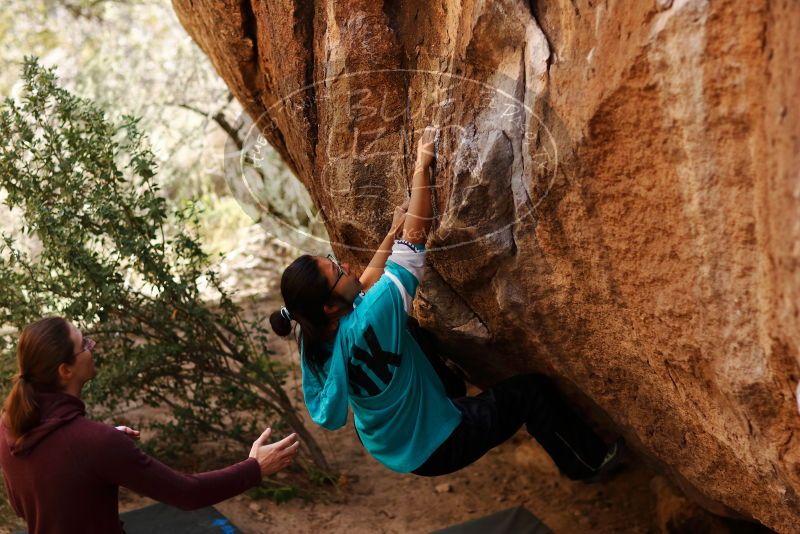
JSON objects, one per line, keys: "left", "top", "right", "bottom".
{"left": 402, "top": 127, "right": 436, "bottom": 245}
{"left": 359, "top": 127, "right": 435, "bottom": 289}
{"left": 359, "top": 202, "right": 407, "bottom": 291}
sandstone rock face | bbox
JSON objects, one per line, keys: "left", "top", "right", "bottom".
{"left": 172, "top": 0, "right": 800, "bottom": 530}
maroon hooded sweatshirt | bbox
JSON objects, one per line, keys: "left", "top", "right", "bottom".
{"left": 0, "top": 392, "right": 261, "bottom": 534}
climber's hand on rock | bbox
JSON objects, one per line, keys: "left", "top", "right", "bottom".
{"left": 391, "top": 210, "right": 407, "bottom": 240}
{"left": 416, "top": 127, "right": 437, "bottom": 169}
{"left": 391, "top": 198, "right": 409, "bottom": 226}
{"left": 389, "top": 199, "right": 409, "bottom": 239}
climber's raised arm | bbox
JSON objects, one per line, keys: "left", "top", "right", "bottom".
{"left": 359, "top": 126, "right": 435, "bottom": 289}
{"left": 402, "top": 127, "right": 436, "bottom": 245}
{"left": 358, "top": 201, "right": 407, "bottom": 291}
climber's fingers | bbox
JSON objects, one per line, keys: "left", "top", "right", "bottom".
{"left": 417, "top": 126, "right": 437, "bottom": 154}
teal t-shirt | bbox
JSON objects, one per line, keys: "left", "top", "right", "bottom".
{"left": 300, "top": 241, "right": 463, "bottom": 472}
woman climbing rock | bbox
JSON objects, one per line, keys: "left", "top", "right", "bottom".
{"left": 270, "top": 127, "right": 622, "bottom": 479}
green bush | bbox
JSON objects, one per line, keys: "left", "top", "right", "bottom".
{"left": 0, "top": 58, "right": 327, "bottom": 472}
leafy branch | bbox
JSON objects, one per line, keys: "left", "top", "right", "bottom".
{"left": 0, "top": 58, "right": 329, "bottom": 472}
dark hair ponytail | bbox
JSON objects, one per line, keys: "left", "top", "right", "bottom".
{"left": 269, "top": 255, "right": 336, "bottom": 371}
{"left": 2, "top": 317, "right": 74, "bottom": 437}
{"left": 268, "top": 309, "right": 293, "bottom": 337}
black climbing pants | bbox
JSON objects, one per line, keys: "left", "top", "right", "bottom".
{"left": 407, "top": 321, "right": 609, "bottom": 479}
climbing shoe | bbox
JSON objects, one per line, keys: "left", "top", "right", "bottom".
{"left": 582, "top": 437, "right": 626, "bottom": 483}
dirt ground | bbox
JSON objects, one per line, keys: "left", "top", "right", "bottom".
{"left": 194, "top": 428, "right": 659, "bottom": 534}
{"left": 145, "top": 433, "right": 660, "bottom": 534}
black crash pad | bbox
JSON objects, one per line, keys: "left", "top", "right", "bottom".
{"left": 120, "top": 503, "right": 243, "bottom": 534}
{"left": 15, "top": 503, "right": 242, "bottom": 534}
{"left": 431, "top": 506, "right": 552, "bottom": 534}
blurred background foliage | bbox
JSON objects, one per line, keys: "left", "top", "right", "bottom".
{"left": 0, "top": 0, "right": 328, "bottom": 256}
